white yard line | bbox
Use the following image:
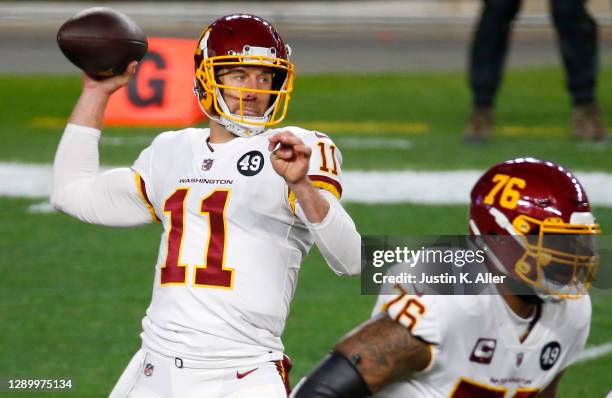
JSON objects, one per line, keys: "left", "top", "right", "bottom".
{"left": 0, "top": 163, "right": 54, "bottom": 198}
{"left": 342, "top": 170, "right": 612, "bottom": 206}
{"left": 27, "top": 201, "right": 55, "bottom": 214}
{"left": 3, "top": 162, "right": 612, "bottom": 206}
{"left": 575, "top": 341, "right": 612, "bottom": 364}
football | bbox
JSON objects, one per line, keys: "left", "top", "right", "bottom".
{"left": 57, "top": 7, "right": 148, "bottom": 79}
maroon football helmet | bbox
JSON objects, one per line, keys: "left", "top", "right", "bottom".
{"left": 469, "top": 158, "right": 601, "bottom": 299}
{"left": 193, "top": 14, "right": 294, "bottom": 137}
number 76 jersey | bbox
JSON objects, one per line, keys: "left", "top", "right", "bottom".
{"left": 373, "top": 290, "right": 591, "bottom": 397}
{"left": 131, "top": 126, "right": 343, "bottom": 368}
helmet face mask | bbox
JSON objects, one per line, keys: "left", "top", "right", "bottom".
{"left": 469, "top": 158, "right": 602, "bottom": 300}
{"left": 193, "top": 15, "right": 295, "bottom": 137}
{"left": 514, "top": 217, "right": 600, "bottom": 298}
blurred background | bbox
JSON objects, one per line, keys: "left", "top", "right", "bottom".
{"left": 1, "top": 1, "right": 611, "bottom": 396}
{"left": 2, "top": 0, "right": 611, "bottom": 74}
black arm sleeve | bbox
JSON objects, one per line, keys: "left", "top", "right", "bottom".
{"left": 292, "top": 351, "right": 371, "bottom": 398}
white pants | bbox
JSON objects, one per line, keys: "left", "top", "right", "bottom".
{"left": 109, "top": 349, "right": 289, "bottom": 398}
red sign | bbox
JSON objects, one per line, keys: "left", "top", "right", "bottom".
{"left": 105, "top": 37, "right": 205, "bottom": 127}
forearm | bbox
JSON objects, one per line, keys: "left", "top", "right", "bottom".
{"left": 290, "top": 177, "right": 330, "bottom": 223}
{"left": 292, "top": 314, "right": 431, "bottom": 397}
{"left": 68, "top": 63, "right": 136, "bottom": 129}
{"left": 335, "top": 314, "right": 431, "bottom": 393}
{"left": 51, "top": 124, "right": 153, "bottom": 226}
{"left": 68, "top": 86, "right": 111, "bottom": 130}
{"left": 295, "top": 189, "right": 361, "bottom": 275}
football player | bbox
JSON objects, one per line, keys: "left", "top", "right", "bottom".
{"left": 51, "top": 14, "right": 361, "bottom": 398}
{"left": 292, "top": 158, "right": 600, "bottom": 398}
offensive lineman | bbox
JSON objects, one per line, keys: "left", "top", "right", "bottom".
{"left": 293, "top": 158, "right": 600, "bottom": 398}
{"left": 51, "top": 15, "right": 360, "bottom": 398}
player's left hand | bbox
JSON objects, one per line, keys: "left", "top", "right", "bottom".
{"left": 269, "top": 131, "right": 311, "bottom": 185}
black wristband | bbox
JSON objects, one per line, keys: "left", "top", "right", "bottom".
{"left": 292, "top": 351, "right": 371, "bottom": 398}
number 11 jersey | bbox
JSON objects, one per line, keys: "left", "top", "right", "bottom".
{"left": 131, "top": 126, "right": 343, "bottom": 368}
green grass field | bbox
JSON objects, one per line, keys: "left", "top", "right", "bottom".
{"left": 1, "top": 66, "right": 611, "bottom": 396}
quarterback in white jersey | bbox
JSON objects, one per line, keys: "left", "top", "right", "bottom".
{"left": 292, "top": 158, "right": 600, "bottom": 398}
{"left": 131, "top": 125, "right": 349, "bottom": 364}
{"left": 51, "top": 14, "right": 360, "bottom": 398}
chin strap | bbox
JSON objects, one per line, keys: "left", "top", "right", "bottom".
{"left": 218, "top": 115, "right": 266, "bottom": 137}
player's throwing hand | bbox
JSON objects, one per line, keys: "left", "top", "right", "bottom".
{"left": 82, "top": 60, "right": 138, "bottom": 96}
{"left": 83, "top": 61, "right": 138, "bottom": 95}
{"left": 69, "top": 60, "right": 138, "bottom": 129}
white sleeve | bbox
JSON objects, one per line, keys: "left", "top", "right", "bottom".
{"left": 51, "top": 123, "right": 157, "bottom": 227}
{"left": 295, "top": 190, "right": 361, "bottom": 276}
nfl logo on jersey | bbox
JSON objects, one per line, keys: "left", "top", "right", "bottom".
{"left": 201, "top": 158, "right": 214, "bottom": 171}
{"left": 144, "top": 363, "right": 154, "bottom": 377}
{"left": 516, "top": 352, "right": 524, "bottom": 367}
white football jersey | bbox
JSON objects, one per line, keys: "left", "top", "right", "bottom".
{"left": 372, "top": 286, "right": 591, "bottom": 397}
{"left": 131, "top": 126, "right": 343, "bottom": 368}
